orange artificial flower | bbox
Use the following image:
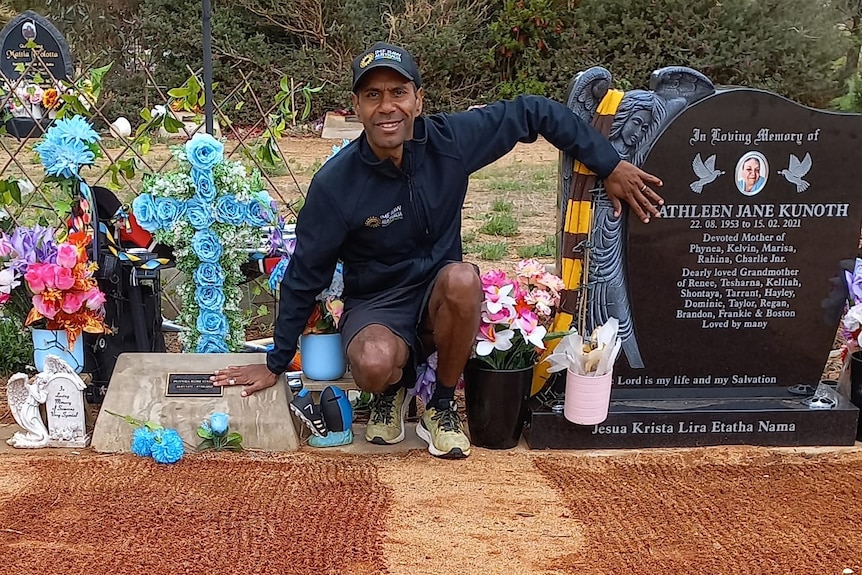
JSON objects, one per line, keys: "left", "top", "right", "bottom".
{"left": 42, "top": 88, "right": 60, "bottom": 110}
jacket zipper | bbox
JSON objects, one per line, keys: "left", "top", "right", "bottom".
{"left": 407, "top": 175, "right": 429, "bottom": 238}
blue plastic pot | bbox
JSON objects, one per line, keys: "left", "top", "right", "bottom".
{"left": 31, "top": 328, "right": 84, "bottom": 373}
{"left": 299, "top": 333, "right": 346, "bottom": 381}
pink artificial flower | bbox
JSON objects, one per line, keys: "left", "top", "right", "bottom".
{"left": 480, "top": 269, "right": 509, "bottom": 289}
{"left": 25, "top": 263, "right": 55, "bottom": 293}
{"left": 53, "top": 265, "right": 75, "bottom": 291}
{"left": 0, "top": 293, "right": 9, "bottom": 305}
{"left": 515, "top": 258, "right": 545, "bottom": 281}
{"left": 483, "top": 282, "right": 516, "bottom": 314}
{"left": 525, "top": 288, "right": 555, "bottom": 318}
{"left": 325, "top": 298, "right": 344, "bottom": 328}
{"left": 0, "top": 234, "right": 11, "bottom": 257}
{"left": 536, "top": 272, "right": 565, "bottom": 294}
{"left": 513, "top": 310, "right": 548, "bottom": 349}
{"left": 56, "top": 243, "right": 79, "bottom": 269}
{"left": 84, "top": 287, "right": 106, "bottom": 310}
{"left": 483, "top": 303, "right": 516, "bottom": 326}
{"left": 32, "top": 293, "right": 59, "bottom": 318}
{"left": 61, "top": 291, "right": 87, "bottom": 314}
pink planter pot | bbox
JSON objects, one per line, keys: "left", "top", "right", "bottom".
{"left": 564, "top": 369, "right": 613, "bottom": 425}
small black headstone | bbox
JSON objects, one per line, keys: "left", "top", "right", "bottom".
{"left": 0, "top": 10, "right": 74, "bottom": 83}
{"left": 527, "top": 71, "right": 861, "bottom": 449}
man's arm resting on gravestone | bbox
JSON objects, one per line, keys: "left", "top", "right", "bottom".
{"left": 446, "top": 94, "right": 663, "bottom": 222}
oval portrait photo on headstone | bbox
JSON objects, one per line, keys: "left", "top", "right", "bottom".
{"left": 735, "top": 151, "right": 769, "bottom": 196}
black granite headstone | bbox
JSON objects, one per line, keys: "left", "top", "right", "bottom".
{"left": 527, "top": 73, "right": 861, "bottom": 449}
{"left": 0, "top": 10, "right": 74, "bottom": 83}
{"left": 623, "top": 89, "right": 862, "bottom": 388}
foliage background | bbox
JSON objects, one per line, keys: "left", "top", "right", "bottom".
{"left": 0, "top": 0, "right": 860, "bottom": 123}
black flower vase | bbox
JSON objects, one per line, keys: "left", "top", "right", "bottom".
{"left": 850, "top": 351, "right": 862, "bottom": 440}
{"left": 464, "top": 359, "right": 533, "bottom": 449}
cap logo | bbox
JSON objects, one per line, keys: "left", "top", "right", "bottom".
{"left": 359, "top": 48, "right": 404, "bottom": 70}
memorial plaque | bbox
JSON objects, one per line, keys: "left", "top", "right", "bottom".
{"left": 45, "top": 372, "right": 89, "bottom": 448}
{"left": 166, "top": 373, "right": 223, "bottom": 397}
{"left": 0, "top": 11, "right": 74, "bottom": 83}
{"left": 527, "top": 69, "right": 861, "bottom": 449}
{"left": 622, "top": 89, "right": 862, "bottom": 387}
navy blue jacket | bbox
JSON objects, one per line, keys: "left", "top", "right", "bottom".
{"left": 266, "top": 94, "right": 621, "bottom": 374}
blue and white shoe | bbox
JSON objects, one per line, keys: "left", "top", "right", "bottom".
{"left": 290, "top": 388, "right": 327, "bottom": 437}
{"left": 308, "top": 429, "right": 354, "bottom": 448}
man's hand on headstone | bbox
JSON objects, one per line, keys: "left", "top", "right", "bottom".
{"left": 603, "top": 161, "right": 664, "bottom": 223}
{"left": 211, "top": 364, "right": 279, "bottom": 397}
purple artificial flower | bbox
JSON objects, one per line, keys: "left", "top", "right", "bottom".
{"left": 4, "top": 225, "right": 57, "bottom": 274}
{"left": 847, "top": 258, "right": 862, "bottom": 304}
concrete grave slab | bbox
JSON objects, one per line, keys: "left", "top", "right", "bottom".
{"left": 91, "top": 353, "right": 299, "bottom": 453}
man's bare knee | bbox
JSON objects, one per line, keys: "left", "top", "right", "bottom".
{"left": 347, "top": 326, "right": 407, "bottom": 393}
{"left": 437, "top": 263, "right": 482, "bottom": 309}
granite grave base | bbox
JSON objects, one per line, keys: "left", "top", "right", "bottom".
{"left": 526, "top": 385, "right": 860, "bottom": 449}
{"left": 91, "top": 353, "right": 300, "bottom": 453}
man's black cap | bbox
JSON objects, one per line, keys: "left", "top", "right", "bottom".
{"left": 351, "top": 42, "right": 421, "bottom": 92}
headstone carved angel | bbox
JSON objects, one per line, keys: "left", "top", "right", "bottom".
{"left": 557, "top": 65, "right": 715, "bottom": 368}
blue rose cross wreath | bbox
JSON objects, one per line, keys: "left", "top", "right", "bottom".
{"left": 132, "top": 134, "right": 278, "bottom": 353}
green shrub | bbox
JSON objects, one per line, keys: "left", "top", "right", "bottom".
{"left": 517, "top": 234, "right": 555, "bottom": 258}
{"left": 0, "top": 315, "right": 33, "bottom": 376}
{"left": 479, "top": 212, "right": 519, "bottom": 236}
{"left": 475, "top": 242, "right": 508, "bottom": 260}
{"left": 491, "top": 199, "right": 513, "bottom": 213}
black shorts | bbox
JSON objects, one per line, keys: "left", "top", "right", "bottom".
{"left": 338, "top": 262, "right": 479, "bottom": 364}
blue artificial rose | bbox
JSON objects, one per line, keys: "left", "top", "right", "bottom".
{"left": 195, "top": 284, "right": 226, "bottom": 310}
{"left": 130, "top": 427, "right": 155, "bottom": 457}
{"left": 197, "top": 308, "right": 229, "bottom": 337}
{"left": 197, "top": 334, "right": 230, "bottom": 353}
{"left": 246, "top": 196, "right": 275, "bottom": 227}
{"left": 150, "top": 428, "right": 184, "bottom": 464}
{"left": 191, "top": 229, "right": 223, "bottom": 263}
{"left": 132, "top": 193, "right": 160, "bottom": 232}
{"left": 154, "top": 197, "right": 186, "bottom": 229}
{"left": 186, "top": 196, "right": 215, "bottom": 230}
{"left": 215, "top": 194, "right": 247, "bottom": 226}
{"left": 210, "top": 412, "right": 229, "bottom": 435}
{"left": 191, "top": 168, "right": 218, "bottom": 203}
{"left": 185, "top": 133, "right": 224, "bottom": 172}
{"left": 193, "top": 262, "right": 225, "bottom": 286}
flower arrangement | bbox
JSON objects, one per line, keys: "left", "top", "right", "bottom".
{"left": 0, "top": 115, "right": 108, "bottom": 343}
{"left": 0, "top": 226, "right": 107, "bottom": 344}
{"left": 304, "top": 263, "right": 344, "bottom": 335}
{"left": 132, "top": 133, "right": 279, "bottom": 353}
{"left": 196, "top": 411, "right": 243, "bottom": 451}
{"left": 474, "top": 258, "right": 565, "bottom": 370}
{"left": 106, "top": 410, "right": 185, "bottom": 464}
{"left": 543, "top": 318, "right": 621, "bottom": 376}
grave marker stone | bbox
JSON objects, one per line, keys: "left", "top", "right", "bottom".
{"left": 0, "top": 10, "right": 74, "bottom": 83}
{"left": 528, "top": 68, "right": 861, "bottom": 448}
{"left": 91, "top": 353, "right": 300, "bottom": 453}
{"left": 45, "top": 370, "right": 89, "bottom": 448}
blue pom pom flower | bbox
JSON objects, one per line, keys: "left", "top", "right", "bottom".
{"left": 150, "top": 428, "right": 185, "bottom": 464}
{"left": 131, "top": 427, "right": 155, "bottom": 457}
